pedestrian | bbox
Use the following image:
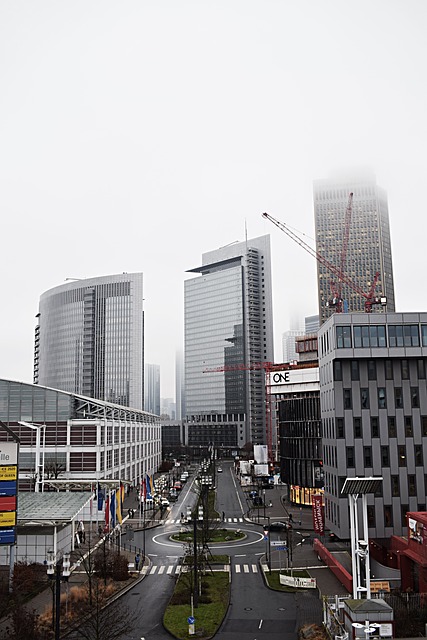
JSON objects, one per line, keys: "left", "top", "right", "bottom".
{"left": 289, "top": 512, "right": 294, "bottom": 523}
{"left": 131, "top": 508, "right": 135, "bottom": 519}
{"left": 222, "top": 511, "right": 225, "bottom": 521}
{"left": 135, "top": 553, "right": 140, "bottom": 571}
{"left": 269, "top": 500, "right": 272, "bottom": 508}
{"left": 98, "top": 524, "right": 103, "bottom": 536}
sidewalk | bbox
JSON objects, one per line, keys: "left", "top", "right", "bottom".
{"left": 245, "top": 483, "right": 351, "bottom": 597}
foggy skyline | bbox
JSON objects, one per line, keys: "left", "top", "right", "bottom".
{"left": 1, "top": 1, "right": 426, "bottom": 401}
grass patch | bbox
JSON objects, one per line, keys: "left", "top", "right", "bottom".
{"left": 164, "top": 572, "right": 229, "bottom": 640}
{"left": 264, "top": 569, "right": 311, "bottom": 592}
{"left": 171, "top": 528, "right": 244, "bottom": 543}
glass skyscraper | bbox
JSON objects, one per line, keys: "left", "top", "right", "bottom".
{"left": 314, "top": 173, "right": 395, "bottom": 324}
{"left": 184, "top": 235, "right": 274, "bottom": 450}
{"left": 34, "top": 273, "right": 144, "bottom": 409}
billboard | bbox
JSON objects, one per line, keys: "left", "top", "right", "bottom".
{"left": 0, "top": 442, "right": 18, "bottom": 546}
{"left": 312, "top": 494, "right": 324, "bottom": 535}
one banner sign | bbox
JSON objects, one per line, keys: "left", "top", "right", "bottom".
{"left": 0, "top": 442, "right": 18, "bottom": 465}
{"left": 270, "top": 541, "right": 287, "bottom": 547}
{"left": 279, "top": 574, "right": 317, "bottom": 589}
{"left": 0, "top": 528, "right": 16, "bottom": 545}
{"left": 312, "top": 494, "right": 324, "bottom": 535}
{"left": 0, "top": 466, "right": 17, "bottom": 481}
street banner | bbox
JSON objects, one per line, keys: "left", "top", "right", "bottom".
{"left": 312, "top": 494, "right": 324, "bottom": 535}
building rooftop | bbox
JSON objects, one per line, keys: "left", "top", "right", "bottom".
{"left": 17, "top": 491, "right": 93, "bottom": 525}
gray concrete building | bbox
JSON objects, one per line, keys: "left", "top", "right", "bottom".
{"left": 314, "top": 173, "right": 395, "bottom": 325}
{"left": 318, "top": 312, "right": 427, "bottom": 540}
{"left": 144, "top": 363, "right": 160, "bottom": 415}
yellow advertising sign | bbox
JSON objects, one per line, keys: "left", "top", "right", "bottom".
{"left": 0, "top": 512, "right": 16, "bottom": 526}
{"left": 370, "top": 581, "right": 390, "bottom": 593}
{"left": 0, "top": 466, "right": 17, "bottom": 481}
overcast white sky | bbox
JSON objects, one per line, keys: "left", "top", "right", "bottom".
{"left": 1, "top": 1, "right": 426, "bottom": 400}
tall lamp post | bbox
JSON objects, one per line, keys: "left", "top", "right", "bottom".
{"left": 18, "top": 421, "right": 46, "bottom": 492}
{"left": 342, "top": 477, "right": 383, "bottom": 599}
{"left": 47, "top": 550, "right": 71, "bottom": 640}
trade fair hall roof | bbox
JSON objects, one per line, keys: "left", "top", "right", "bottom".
{"left": 17, "top": 491, "right": 92, "bottom": 525}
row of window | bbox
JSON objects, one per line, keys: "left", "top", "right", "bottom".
{"left": 335, "top": 415, "right": 427, "bottom": 439}
{"left": 345, "top": 443, "right": 423, "bottom": 468}
{"left": 342, "top": 386, "right": 421, "bottom": 410}
{"left": 336, "top": 324, "right": 427, "bottom": 349}
{"left": 334, "top": 358, "right": 426, "bottom": 382}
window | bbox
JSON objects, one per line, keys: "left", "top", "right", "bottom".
{"left": 371, "top": 416, "right": 379, "bottom": 438}
{"left": 418, "top": 360, "right": 426, "bottom": 379}
{"left": 346, "top": 446, "right": 355, "bottom": 468}
{"left": 336, "top": 417, "right": 344, "bottom": 438}
{"left": 408, "top": 475, "right": 417, "bottom": 496}
{"left": 351, "top": 361, "right": 359, "bottom": 380}
{"left": 391, "top": 475, "right": 399, "bottom": 497}
{"left": 354, "top": 417, "right": 362, "bottom": 438}
{"left": 364, "top": 446, "right": 372, "bottom": 467}
{"left": 384, "top": 505, "right": 393, "bottom": 527}
{"left": 405, "top": 416, "right": 413, "bottom": 437}
{"left": 344, "top": 389, "right": 352, "bottom": 410}
{"left": 336, "top": 326, "right": 352, "bottom": 348}
{"left": 411, "top": 388, "right": 419, "bottom": 408}
{"left": 385, "top": 360, "right": 393, "bottom": 380}
{"left": 368, "top": 360, "right": 377, "bottom": 380}
{"left": 415, "top": 445, "right": 423, "bottom": 466}
{"left": 381, "top": 446, "right": 390, "bottom": 467}
{"left": 398, "top": 445, "right": 406, "bottom": 467}
{"left": 353, "top": 325, "right": 386, "bottom": 348}
{"left": 395, "top": 387, "right": 403, "bottom": 409}
{"left": 361, "top": 388, "right": 369, "bottom": 409}
{"left": 367, "top": 505, "right": 376, "bottom": 527}
{"left": 334, "top": 361, "right": 342, "bottom": 381}
{"left": 401, "top": 360, "right": 409, "bottom": 379}
{"left": 389, "top": 324, "right": 420, "bottom": 347}
{"left": 378, "top": 387, "right": 386, "bottom": 409}
{"left": 400, "top": 505, "right": 408, "bottom": 527}
{"left": 422, "top": 416, "right": 427, "bottom": 437}
{"left": 422, "top": 325, "right": 427, "bottom": 347}
{"left": 388, "top": 416, "right": 397, "bottom": 438}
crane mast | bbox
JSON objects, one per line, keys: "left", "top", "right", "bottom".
{"left": 262, "top": 210, "right": 387, "bottom": 313}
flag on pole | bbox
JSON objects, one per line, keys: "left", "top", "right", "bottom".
{"left": 105, "top": 493, "right": 110, "bottom": 529}
{"left": 116, "top": 487, "right": 122, "bottom": 524}
{"left": 97, "top": 483, "right": 105, "bottom": 511}
{"left": 110, "top": 491, "right": 116, "bottom": 528}
{"left": 145, "top": 474, "right": 152, "bottom": 500}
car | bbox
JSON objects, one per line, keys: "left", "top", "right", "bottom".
{"left": 268, "top": 521, "right": 290, "bottom": 531}
{"left": 173, "top": 481, "right": 182, "bottom": 491}
{"left": 252, "top": 496, "right": 264, "bottom": 506}
{"left": 249, "top": 490, "right": 258, "bottom": 499}
{"left": 217, "top": 467, "right": 223, "bottom": 473}
{"left": 160, "top": 498, "right": 170, "bottom": 507}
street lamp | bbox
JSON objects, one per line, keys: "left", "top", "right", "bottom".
{"left": 352, "top": 621, "right": 381, "bottom": 640}
{"left": 18, "top": 421, "right": 46, "bottom": 492}
{"left": 47, "top": 550, "right": 71, "bottom": 640}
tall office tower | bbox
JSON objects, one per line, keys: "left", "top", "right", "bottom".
{"left": 144, "top": 363, "right": 160, "bottom": 415}
{"left": 282, "top": 329, "right": 303, "bottom": 363}
{"left": 314, "top": 173, "right": 395, "bottom": 325}
{"left": 184, "top": 235, "right": 274, "bottom": 451}
{"left": 175, "top": 349, "right": 185, "bottom": 421}
{"left": 34, "top": 273, "right": 144, "bottom": 409}
{"left": 305, "top": 314, "right": 319, "bottom": 334}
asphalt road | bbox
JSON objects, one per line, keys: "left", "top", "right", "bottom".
{"left": 74, "top": 461, "right": 322, "bottom": 639}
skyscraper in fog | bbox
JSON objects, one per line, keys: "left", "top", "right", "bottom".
{"left": 145, "top": 363, "right": 160, "bottom": 415}
{"left": 34, "top": 273, "right": 144, "bottom": 409}
{"left": 314, "top": 173, "right": 395, "bottom": 324}
{"left": 184, "top": 235, "right": 274, "bottom": 450}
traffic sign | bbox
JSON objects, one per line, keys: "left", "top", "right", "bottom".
{"left": 270, "top": 541, "right": 287, "bottom": 547}
{"left": 187, "top": 616, "right": 195, "bottom": 624}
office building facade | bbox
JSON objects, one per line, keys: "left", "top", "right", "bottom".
{"left": 144, "top": 363, "right": 160, "bottom": 415}
{"left": 318, "top": 312, "right": 427, "bottom": 539}
{"left": 184, "top": 235, "right": 274, "bottom": 451}
{"left": 34, "top": 273, "right": 144, "bottom": 410}
{"left": 314, "top": 174, "right": 395, "bottom": 325}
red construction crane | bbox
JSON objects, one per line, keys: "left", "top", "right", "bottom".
{"left": 262, "top": 211, "right": 387, "bottom": 313}
{"left": 203, "top": 361, "right": 276, "bottom": 464}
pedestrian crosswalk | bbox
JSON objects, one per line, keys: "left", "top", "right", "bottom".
{"left": 141, "top": 562, "right": 258, "bottom": 576}
{"left": 165, "top": 517, "right": 244, "bottom": 525}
